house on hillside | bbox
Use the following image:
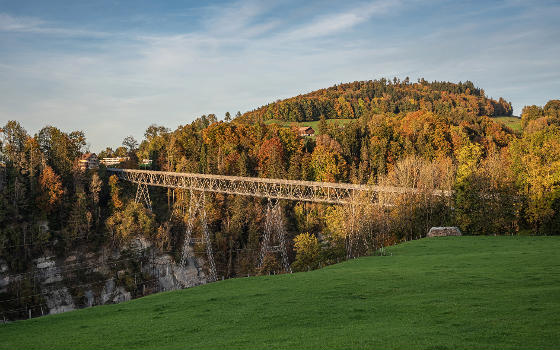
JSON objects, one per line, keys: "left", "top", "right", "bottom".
{"left": 100, "top": 157, "right": 129, "bottom": 166}
{"left": 79, "top": 153, "right": 99, "bottom": 170}
{"left": 298, "top": 126, "right": 315, "bottom": 137}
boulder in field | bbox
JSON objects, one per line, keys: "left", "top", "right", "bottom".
{"left": 427, "top": 227, "right": 462, "bottom": 237}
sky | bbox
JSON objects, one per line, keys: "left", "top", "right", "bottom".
{"left": 0, "top": 0, "right": 559, "bottom": 151}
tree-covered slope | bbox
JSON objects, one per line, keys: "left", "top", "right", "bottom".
{"left": 238, "top": 78, "right": 513, "bottom": 123}
{"left": 1, "top": 85, "right": 558, "bottom": 324}
{"left": 1, "top": 236, "right": 558, "bottom": 350}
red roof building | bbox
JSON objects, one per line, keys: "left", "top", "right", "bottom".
{"left": 298, "top": 126, "right": 315, "bottom": 136}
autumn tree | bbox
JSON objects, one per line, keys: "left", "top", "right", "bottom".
{"left": 144, "top": 125, "right": 170, "bottom": 141}
{"left": 90, "top": 172, "right": 102, "bottom": 225}
{"left": 258, "top": 137, "right": 286, "bottom": 178}
{"left": 108, "top": 174, "right": 123, "bottom": 210}
{"left": 453, "top": 142, "right": 485, "bottom": 234}
{"left": 66, "top": 192, "right": 91, "bottom": 241}
{"left": 98, "top": 147, "right": 114, "bottom": 159}
{"left": 323, "top": 205, "right": 352, "bottom": 257}
{"left": 291, "top": 233, "right": 321, "bottom": 271}
{"left": 373, "top": 155, "right": 455, "bottom": 240}
{"left": 122, "top": 135, "right": 139, "bottom": 153}
{"left": 2, "top": 121, "right": 28, "bottom": 167}
{"left": 453, "top": 141, "right": 519, "bottom": 235}
{"left": 114, "top": 146, "right": 128, "bottom": 157}
{"left": 317, "top": 115, "right": 328, "bottom": 135}
{"left": 37, "top": 126, "right": 83, "bottom": 177}
{"left": 544, "top": 100, "right": 560, "bottom": 119}
{"left": 37, "top": 165, "right": 64, "bottom": 214}
{"left": 311, "top": 135, "right": 348, "bottom": 182}
{"left": 510, "top": 124, "right": 560, "bottom": 234}
{"left": 521, "top": 105, "right": 544, "bottom": 129}
{"left": 106, "top": 201, "right": 155, "bottom": 242}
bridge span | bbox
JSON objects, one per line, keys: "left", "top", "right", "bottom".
{"left": 106, "top": 168, "right": 443, "bottom": 204}
{"left": 107, "top": 168, "right": 449, "bottom": 280}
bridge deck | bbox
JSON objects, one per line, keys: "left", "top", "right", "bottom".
{"left": 108, "top": 168, "right": 448, "bottom": 204}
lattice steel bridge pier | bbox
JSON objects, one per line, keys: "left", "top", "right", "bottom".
{"left": 107, "top": 168, "right": 443, "bottom": 280}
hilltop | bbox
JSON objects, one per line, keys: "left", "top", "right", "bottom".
{"left": 1, "top": 236, "right": 559, "bottom": 349}
{"left": 237, "top": 78, "right": 513, "bottom": 124}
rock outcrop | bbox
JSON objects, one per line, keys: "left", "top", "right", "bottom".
{"left": 427, "top": 227, "right": 462, "bottom": 237}
{"left": 0, "top": 237, "right": 208, "bottom": 321}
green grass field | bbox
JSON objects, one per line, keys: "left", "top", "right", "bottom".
{"left": 493, "top": 116, "right": 522, "bottom": 133}
{"left": 1, "top": 236, "right": 559, "bottom": 349}
{"left": 266, "top": 117, "right": 523, "bottom": 135}
{"left": 264, "top": 118, "right": 354, "bottom": 130}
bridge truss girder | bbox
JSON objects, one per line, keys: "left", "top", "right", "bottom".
{"left": 135, "top": 182, "right": 152, "bottom": 211}
{"left": 109, "top": 168, "right": 450, "bottom": 274}
{"left": 109, "top": 169, "right": 391, "bottom": 204}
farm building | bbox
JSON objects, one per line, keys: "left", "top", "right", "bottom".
{"left": 298, "top": 126, "right": 315, "bottom": 136}
{"left": 100, "top": 156, "right": 129, "bottom": 166}
{"left": 79, "top": 153, "right": 99, "bottom": 170}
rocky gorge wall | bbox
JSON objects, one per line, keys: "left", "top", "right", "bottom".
{"left": 0, "top": 238, "right": 208, "bottom": 322}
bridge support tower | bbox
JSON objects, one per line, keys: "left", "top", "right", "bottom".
{"left": 135, "top": 182, "right": 152, "bottom": 211}
{"left": 179, "top": 190, "right": 217, "bottom": 282}
{"left": 258, "top": 199, "right": 291, "bottom": 273}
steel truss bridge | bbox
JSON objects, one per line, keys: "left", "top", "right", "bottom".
{"left": 107, "top": 168, "right": 448, "bottom": 282}
{"left": 106, "top": 169, "right": 437, "bottom": 205}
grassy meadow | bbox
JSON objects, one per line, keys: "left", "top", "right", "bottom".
{"left": 493, "top": 116, "right": 522, "bottom": 133}
{"left": 264, "top": 118, "right": 354, "bottom": 131}
{"left": 265, "top": 116, "right": 524, "bottom": 135}
{"left": 1, "top": 236, "right": 559, "bottom": 349}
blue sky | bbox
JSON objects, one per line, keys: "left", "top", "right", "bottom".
{"left": 0, "top": 0, "right": 559, "bottom": 151}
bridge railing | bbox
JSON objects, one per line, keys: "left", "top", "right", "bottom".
{"left": 107, "top": 168, "right": 450, "bottom": 204}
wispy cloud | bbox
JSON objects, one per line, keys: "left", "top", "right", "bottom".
{"left": 0, "top": 0, "right": 558, "bottom": 151}
{"left": 282, "top": 0, "right": 399, "bottom": 40}
{"left": 0, "top": 13, "right": 108, "bottom": 37}
{"left": 0, "top": 13, "right": 44, "bottom": 31}
{"left": 203, "top": 0, "right": 276, "bottom": 37}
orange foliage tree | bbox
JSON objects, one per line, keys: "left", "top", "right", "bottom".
{"left": 37, "top": 165, "right": 64, "bottom": 213}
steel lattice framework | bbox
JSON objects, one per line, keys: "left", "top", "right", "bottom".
{"left": 178, "top": 190, "right": 217, "bottom": 282}
{"left": 259, "top": 199, "right": 290, "bottom": 273}
{"left": 107, "top": 168, "right": 450, "bottom": 276}
{"left": 106, "top": 169, "right": 442, "bottom": 204}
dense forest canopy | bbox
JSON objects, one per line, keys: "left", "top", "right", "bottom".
{"left": 237, "top": 78, "right": 513, "bottom": 124}
{"left": 1, "top": 79, "right": 559, "bottom": 316}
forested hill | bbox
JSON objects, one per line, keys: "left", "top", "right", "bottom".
{"left": 237, "top": 78, "right": 513, "bottom": 124}
{"left": 1, "top": 79, "right": 558, "bottom": 321}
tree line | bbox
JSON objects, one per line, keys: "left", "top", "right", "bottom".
{"left": 237, "top": 78, "right": 513, "bottom": 124}
{"left": 0, "top": 79, "right": 558, "bottom": 286}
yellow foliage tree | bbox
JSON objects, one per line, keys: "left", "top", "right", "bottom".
{"left": 37, "top": 165, "right": 64, "bottom": 213}
{"left": 106, "top": 202, "right": 155, "bottom": 242}
{"left": 292, "top": 233, "right": 321, "bottom": 271}
{"left": 108, "top": 175, "right": 123, "bottom": 210}
{"left": 310, "top": 144, "right": 348, "bottom": 182}
{"left": 511, "top": 124, "right": 560, "bottom": 233}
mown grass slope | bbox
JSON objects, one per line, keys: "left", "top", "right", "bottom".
{"left": 264, "top": 118, "right": 354, "bottom": 131}
{"left": 1, "top": 236, "right": 559, "bottom": 350}
{"left": 493, "top": 116, "right": 522, "bottom": 133}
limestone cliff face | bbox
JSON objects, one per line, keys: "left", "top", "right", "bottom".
{"left": 0, "top": 237, "right": 207, "bottom": 321}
